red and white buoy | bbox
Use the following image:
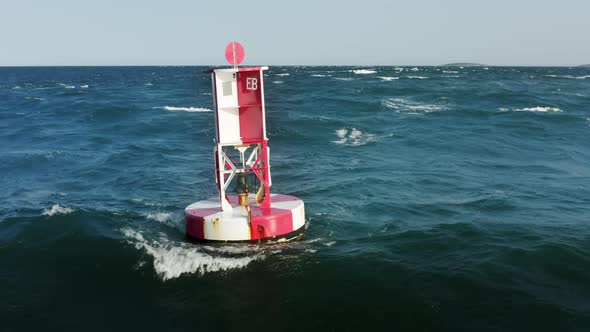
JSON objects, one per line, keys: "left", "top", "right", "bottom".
{"left": 185, "top": 42, "right": 305, "bottom": 242}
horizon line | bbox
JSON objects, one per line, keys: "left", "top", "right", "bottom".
{"left": 1, "top": 63, "right": 589, "bottom": 68}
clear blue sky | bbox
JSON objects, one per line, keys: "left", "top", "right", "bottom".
{"left": 2, "top": 0, "right": 589, "bottom": 66}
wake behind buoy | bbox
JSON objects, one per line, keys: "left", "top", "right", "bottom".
{"left": 185, "top": 42, "right": 305, "bottom": 242}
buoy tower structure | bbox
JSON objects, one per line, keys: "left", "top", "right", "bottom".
{"left": 185, "top": 42, "right": 305, "bottom": 242}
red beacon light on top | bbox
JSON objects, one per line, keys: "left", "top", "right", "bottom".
{"left": 184, "top": 42, "right": 306, "bottom": 242}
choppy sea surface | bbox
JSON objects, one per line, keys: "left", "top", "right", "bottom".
{"left": 1, "top": 65, "right": 590, "bottom": 331}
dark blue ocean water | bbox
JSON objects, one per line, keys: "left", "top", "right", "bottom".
{"left": 1, "top": 66, "right": 590, "bottom": 331}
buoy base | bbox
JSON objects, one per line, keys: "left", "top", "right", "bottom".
{"left": 185, "top": 194, "right": 305, "bottom": 242}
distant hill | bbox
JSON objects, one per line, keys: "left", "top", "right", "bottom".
{"left": 441, "top": 63, "right": 486, "bottom": 67}
{"left": 578, "top": 64, "right": 590, "bottom": 67}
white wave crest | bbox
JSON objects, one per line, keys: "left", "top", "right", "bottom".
{"left": 80, "top": 85, "right": 89, "bottom": 88}
{"left": 334, "top": 77, "right": 354, "bottom": 81}
{"left": 154, "top": 106, "right": 212, "bottom": 112}
{"left": 382, "top": 98, "right": 445, "bottom": 113}
{"left": 410, "top": 67, "right": 420, "bottom": 71}
{"left": 545, "top": 75, "right": 590, "bottom": 79}
{"left": 272, "top": 81, "right": 284, "bottom": 84}
{"left": 58, "top": 83, "right": 75, "bottom": 89}
{"left": 310, "top": 74, "right": 330, "bottom": 77}
{"left": 122, "top": 228, "right": 264, "bottom": 281}
{"left": 275, "top": 73, "right": 290, "bottom": 76}
{"left": 406, "top": 76, "right": 429, "bottom": 79}
{"left": 146, "top": 212, "right": 171, "bottom": 223}
{"left": 378, "top": 76, "right": 399, "bottom": 81}
{"left": 333, "top": 128, "right": 375, "bottom": 146}
{"left": 43, "top": 204, "right": 74, "bottom": 216}
{"left": 351, "top": 69, "right": 376, "bottom": 75}
{"left": 443, "top": 70, "right": 459, "bottom": 74}
{"left": 516, "top": 107, "right": 563, "bottom": 113}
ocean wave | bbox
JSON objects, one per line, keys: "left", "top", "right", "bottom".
{"left": 43, "top": 204, "right": 74, "bottom": 216}
{"left": 351, "top": 69, "right": 377, "bottom": 75}
{"left": 80, "top": 85, "right": 89, "bottom": 88}
{"left": 333, "top": 128, "right": 376, "bottom": 146}
{"left": 310, "top": 74, "right": 330, "bottom": 77}
{"left": 378, "top": 76, "right": 399, "bottom": 81}
{"left": 511, "top": 107, "right": 563, "bottom": 113}
{"left": 406, "top": 76, "right": 429, "bottom": 79}
{"left": 382, "top": 98, "right": 446, "bottom": 113}
{"left": 545, "top": 75, "right": 590, "bottom": 80}
{"left": 122, "top": 228, "right": 264, "bottom": 280}
{"left": 58, "top": 83, "right": 76, "bottom": 89}
{"left": 443, "top": 70, "right": 459, "bottom": 74}
{"left": 275, "top": 73, "right": 290, "bottom": 76}
{"left": 334, "top": 77, "right": 354, "bottom": 81}
{"left": 146, "top": 212, "right": 171, "bottom": 223}
{"left": 153, "top": 106, "right": 212, "bottom": 112}
{"left": 272, "top": 81, "right": 284, "bottom": 84}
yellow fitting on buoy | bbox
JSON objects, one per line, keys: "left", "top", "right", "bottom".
{"left": 238, "top": 193, "right": 248, "bottom": 206}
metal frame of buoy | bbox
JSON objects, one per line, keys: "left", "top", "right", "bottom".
{"left": 185, "top": 42, "right": 305, "bottom": 242}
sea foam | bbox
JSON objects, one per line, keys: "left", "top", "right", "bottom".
{"left": 545, "top": 75, "right": 590, "bottom": 80}
{"left": 122, "top": 228, "right": 264, "bottom": 280}
{"left": 516, "top": 107, "right": 563, "bottom": 113}
{"left": 146, "top": 212, "right": 172, "bottom": 223}
{"left": 378, "top": 76, "right": 399, "bottom": 81}
{"left": 333, "top": 128, "right": 376, "bottom": 146}
{"left": 351, "top": 69, "right": 377, "bottom": 75}
{"left": 42, "top": 204, "right": 74, "bottom": 216}
{"left": 382, "top": 98, "right": 445, "bottom": 113}
{"left": 153, "top": 106, "right": 212, "bottom": 112}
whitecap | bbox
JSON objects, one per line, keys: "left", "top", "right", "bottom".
{"left": 58, "top": 83, "right": 75, "bottom": 89}
{"left": 334, "top": 77, "right": 354, "bottom": 81}
{"left": 122, "top": 228, "right": 264, "bottom": 280}
{"left": 516, "top": 107, "right": 563, "bottom": 113}
{"left": 378, "top": 76, "right": 399, "bottom": 81}
{"left": 43, "top": 204, "right": 74, "bottom": 216}
{"left": 351, "top": 69, "right": 376, "bottom": 75}
{"left": 310, "top": 74, "right": 330, "bottom": 77}
{"left": 332, "top": 128, "right": 376, "bottom": 146}
{"left": 382, "top": 98, "right": 445, "bottom": 113}
{"left": 145, "top": 83, "right": 154, "bottom": 86}
{"left": 146, "top": 212, "right": 171, "bottom": 223}
{"left": 545, "top": 74, "right": 590, "bottom": 79}
{"left": 410, "top": 67, "right": 420, "bottom": 71}
{"left": 153, "top": 106, "right": 212, "bottom": 112}
{"left": 443, "top": 70, "right": 459, "bottom": 74}
{"left": 275, "top": 73, "right": 290, "bottom": 76}
{"left": 80, "top": 85, "right": 89, "bottom": 88}
{"left": 406, "top": 76, "right": 429, "bottom": 79}
{"left": 272, "top": 81, "right": 284, "bottom": 84}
